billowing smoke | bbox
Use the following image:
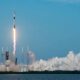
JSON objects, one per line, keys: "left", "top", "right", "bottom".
{"left": 28, "top": 51, "right": 80, "bottom": 71}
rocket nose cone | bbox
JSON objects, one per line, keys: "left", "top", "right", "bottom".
{"left": 14, "top": 16, "right": 15, "bottom": 20}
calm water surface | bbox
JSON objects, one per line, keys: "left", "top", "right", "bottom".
{"left": 0, "top": 74, "right": 80, "bottom": 80}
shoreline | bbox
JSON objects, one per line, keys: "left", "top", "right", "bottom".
{"left": 0, "top": 71, "right": 80, "bottom": 74}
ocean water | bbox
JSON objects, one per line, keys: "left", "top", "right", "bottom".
{"left": 0, "top": 74, "right": 80, "bottom": 80}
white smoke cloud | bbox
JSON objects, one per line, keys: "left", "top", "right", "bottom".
{"left": 28, "top": 51, "right": 80, "bottom": 71}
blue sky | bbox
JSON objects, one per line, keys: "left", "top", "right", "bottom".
{"left": 0, "top": 0, "right": 80, "bottom": 63}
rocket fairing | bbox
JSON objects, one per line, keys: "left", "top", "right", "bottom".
{"left": 13, "top": 16, "right": 15, "bottom": 20}
{"left": 13, "top": 11, "right": 16, "bottom": 20}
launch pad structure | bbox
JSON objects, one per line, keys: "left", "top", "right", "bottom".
{"left": 2, "top": 13, "right": 20, "bottom": 72}
{"left": 0, "top": 13, "right": 36, "bottom": 72}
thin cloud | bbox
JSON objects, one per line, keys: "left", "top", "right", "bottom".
{"left": 43, "top": 0, "right": 80, "bottom": 3}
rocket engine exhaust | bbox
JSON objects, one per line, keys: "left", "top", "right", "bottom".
{"left": 13, "top": 12, "right": 16, "bottom": 56}
{"left": 13, "top": 26, "right": 16, "bottom": 56}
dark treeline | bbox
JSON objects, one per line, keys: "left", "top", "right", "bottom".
{"left": 0, "top": 70, "right": 80, "bottom": 74}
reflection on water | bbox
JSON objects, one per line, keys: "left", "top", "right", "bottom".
{"left": 0, "top": 74, "right": 80, "bottom": 80}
